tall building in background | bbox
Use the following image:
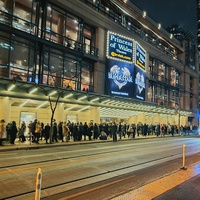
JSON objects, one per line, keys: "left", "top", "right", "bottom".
{"left": 0, "top": 0, "right": 198, "bottom": 127}
{"left": 197, "top": 0, "right": 200, "bottom": 50}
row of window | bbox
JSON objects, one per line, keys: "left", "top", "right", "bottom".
{"left": 82, "top": 0, "right": 182, "bottom": 62}
{"left": 0, "top": 0, "right": 196, "bottom": 111}
{"left": 0, "top": 0, "right": 98, "bottom": 56}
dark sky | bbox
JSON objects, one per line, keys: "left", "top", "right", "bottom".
{"left": 131, "top": 0, "right": 196, "bottom": 35}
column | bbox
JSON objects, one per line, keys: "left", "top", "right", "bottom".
{"left": 89, "top": 107, "right": 100, "bottom": 124}
{"left": 128, "top": 115, "right": 137, "bottom": 124}
{"left": 54, "top": 103, "right": 65, "bottom": 122}
{"left": 94, "top": 27, "right": 106, "bottom": 94}
{"left": 0, "top": 97, "right": 11, "bottom": 123}
{"left": 137, "top": 113, "right": 146, "bottom": 124}
{"left": 152, "top": 114, "right": 160, "bottom": 125}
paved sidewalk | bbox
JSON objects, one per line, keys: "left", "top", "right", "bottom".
{"left": 112, "top": 163, "right": 200, "bottom": 200}
{"left": 0, "top": 133, "right": 181, "bottom": 152}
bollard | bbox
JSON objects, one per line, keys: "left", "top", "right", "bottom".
{"left": 35, "top": 168, "right": 42, "bottom": 200}
{"left": 181, "top": 144, "right": 187, "bottom": 170}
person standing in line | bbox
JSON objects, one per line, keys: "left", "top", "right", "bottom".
{"left": 18, "top": 121, "right": 26, "bottom": 142}
{"left": 118, "top": 122, "right": 122, "bottom": 139}
{"left": 44, "top": 123, "right": 50, "bottom": 144}
{"left": 77, "top": 122, "right": 83, "bottom": 141}
{"left": 40, "top": 122, "right": 44, "bottom": 140}
{"left": 35, "top": 121, "right": 42, "bottom": 144}
{"left": 62, "top": 122, "right": 70, "bottom": 142}
{"left": 93, "top": 123, "right": 99, "bottom": 140}
{"left": 83, "top": 122, "right": 88, "bottom": 140}
{"left": 6, "top": 121, "right": 13, "bottom": 142}
{"left": 132, "top": 123, "right": 136, "bottom": 138}
{"left": 58, "top": 122, "right": 63, "bottom": 142}
{"left": 0, "top": 119, "right": 6, "bottom": 146}
{"left": 52, "top": 122, "right": 58, "bottom": 142}
{"left": 72, "top": 123, "right": 78, "bottom": 141}
{"left": 160, "top": 124, "right": 165, "bottom": 137}
{"left": 31, "top": 119, "right": 37, "bottom": 142}
{"left": 88, "top": 122, "right": 93, "bottom": 141}
{"left": 112, "top": 122, "right": 118, "bottom": 142}
{"left": 10, "top": 121, "right": 18, "bottom": 144}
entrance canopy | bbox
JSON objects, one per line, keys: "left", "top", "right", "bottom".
{"left": 0, "top": 78, "right": 191, "bottom": 118}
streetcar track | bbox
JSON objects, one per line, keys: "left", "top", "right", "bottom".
{"left": 3, "top": 153, "right": 182, "bottom": 200}
{"left": 2, "top": 138, "right": 200, "bottom": 200}
{"left": 0, "top": 144, "right": 169, "bottom": 169}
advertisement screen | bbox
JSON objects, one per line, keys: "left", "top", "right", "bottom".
{"left": 107, "top": 60, "right": 134, "bottom": 98}
{"left": 133, "top": 66, "right": 146, "bottom": 101}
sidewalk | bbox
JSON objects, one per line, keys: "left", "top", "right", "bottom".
{"left": 112, "top": 163, "right": 200, "bottom": 200}
{"left": 0, "top": 133, "right": 181, "bottom": 152}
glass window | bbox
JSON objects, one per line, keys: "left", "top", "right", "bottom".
{"left": 0, "top": 33, "right": 11, "bottom": 77}
{"left": 9, "top": 36, "right": 34, "bottom": 81}
{"left": 170, "top": 68, "right": 176, "bottom": 86}
{"left": 63, "top": 58, "right": 78, "bottom": 90}
{"left": 42, "top": 49, "right": 64, "bottom": 87}
{"left": 66, "top": 15, "right": 79, "bottom": 43}
{"left": 13, "top": 0, "right": 38, "bottom": 34}
{"left": 158, "top": 62, "right": 165, "bottom": 82}
{"left": 81, "top": 61, "right": 93, "bottom": 91}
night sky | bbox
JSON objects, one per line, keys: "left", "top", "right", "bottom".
{"left": 131, "top": 0, "right": 196, "bottom": 35}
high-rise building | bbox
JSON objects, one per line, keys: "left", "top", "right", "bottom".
{"left": 0, "top": 0, "right": 198, "bottom": 127}
{"left": 197, "top": 0, "right": 200, "bottom": 50}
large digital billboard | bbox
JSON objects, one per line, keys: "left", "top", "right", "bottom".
{"left": 107, "top": 60, "right": 134, "bottom": 98}
{"left": 107, "top": 31, "right": 134, "bottom": 63}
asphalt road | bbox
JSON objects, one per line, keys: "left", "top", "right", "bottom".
{"left": 1, "top": 137, "right": 200, "bottom": 200}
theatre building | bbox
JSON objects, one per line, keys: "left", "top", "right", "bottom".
{"left": 0, "top": 0, "right": 198, "bottom": 127}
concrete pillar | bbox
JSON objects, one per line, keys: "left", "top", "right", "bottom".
{"left": 54, "top": 103, "right": 65, "bottom": 122}
{"left": 152, "top": 114, "right": 160, "bottom": 125}
{"left": 89, "top": 107, "right": 100, "bottom": 124}
{"left": 145, "top": 116, "right": 153, "bottom": 125}
{"left": 137, "top": 113, "right": 146, "bottom": 124}
{"left": 94, "top": 27, "right": 106, "bottom": 94}
{"left": 0, "top": 97, "right": 11, "bottom": 124}
{"left": 128, "top": 115, "right": 137, "bottom": 124}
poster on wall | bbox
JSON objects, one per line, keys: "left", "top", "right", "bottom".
{"left": 20, "top": 111, "right": 37, "bottom": 126}
{"left": 107, "top": 59, "right": 134, "bottom": 98}
{"left": 133, "top": 66, "right": 146, "bottom": 101}
{"left": 107, "top": 31, "right": 134, "bottom": 63}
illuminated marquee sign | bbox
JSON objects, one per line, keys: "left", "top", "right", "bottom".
{"left": 134, "top": 42, "right": 146, "bottom": 71}
{"left": 107, "top": 31, "right": 134, "bottom": 63}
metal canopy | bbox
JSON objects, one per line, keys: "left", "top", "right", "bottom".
{"left": 0, "top": 78, "right": 191, "bottom": 117}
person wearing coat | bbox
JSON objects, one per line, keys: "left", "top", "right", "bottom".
{"left": 62, "top": 122, "right": 70, "bottom": 142}
{"left": 0, "top": 119, "right": 6, "bottom": 146}
{"left": 35, "top": 121, "right": 42, "bottom": 144}
{"left": 10, "top": 121, "right": 18, "bottom": 144}
{"left": 44, "top": 123, "right": 50, "bottom": 144}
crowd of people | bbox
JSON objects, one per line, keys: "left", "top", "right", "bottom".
{"left": 0, "top": 118, "right": 198, "bottom": 146}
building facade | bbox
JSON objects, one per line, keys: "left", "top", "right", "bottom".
{"left": 0, "top": 0, "right": 198, "bottom": 127}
